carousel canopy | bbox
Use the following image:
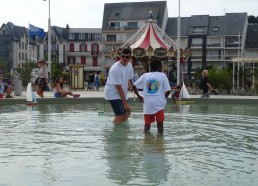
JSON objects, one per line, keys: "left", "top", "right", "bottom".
{"left": 130, "top": 21, "right": 170, "bottom": 49}
{"left": 121, "top": 12, "right": 176, "bottom": 50}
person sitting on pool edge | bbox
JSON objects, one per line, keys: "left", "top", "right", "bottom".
{"left": 53, "top": 75, "right": 80, "bottom": 98}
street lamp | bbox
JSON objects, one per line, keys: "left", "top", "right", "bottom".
{"left": 44, "top": 0, "right": 51, "bottom": 79}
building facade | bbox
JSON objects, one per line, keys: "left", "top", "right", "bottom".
{"left": 0, "top": 1, "right": 257, "bottom": 83}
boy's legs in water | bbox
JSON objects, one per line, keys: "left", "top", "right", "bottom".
{"left": 144, "top": 124, "right": 151, "bottom": 133}
{"left": 157, "top": 122, "right": 164, "bottom": 133}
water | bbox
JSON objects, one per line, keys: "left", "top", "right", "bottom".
{"left": 0, "top": 101, "right": 258, "bottom": 186}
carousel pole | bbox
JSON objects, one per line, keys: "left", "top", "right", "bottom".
{"left": 176, "top": 0, "right": 181, "bottom": 85}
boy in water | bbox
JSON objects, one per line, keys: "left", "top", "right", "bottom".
{"left": 104, "top": 48, "right": 134, "bottom": 124}
{"left": 132, "top": 59, "right": 170, "bottom": 133}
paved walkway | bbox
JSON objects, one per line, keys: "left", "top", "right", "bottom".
{"left": 1, "top": 86, "right": 258, "bottom": 105}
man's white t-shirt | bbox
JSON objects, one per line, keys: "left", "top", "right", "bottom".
{"left": 134, "top": 72, "right": 171, "bottom": 114}
{"left": 104, "top": 61, "right": 134, "bottom": 100}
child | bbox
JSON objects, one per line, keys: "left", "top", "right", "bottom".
{"left": 53, "top": 75, "right": 80, "bottom": 98}
{"left": 132, "top": 59, "right": 171, "bottom": 133}
{"left": 171, "top": 85, "right": 181, "bottom": 102}
{"left": 0, "top": 77, "right": 4, "bottom": 98}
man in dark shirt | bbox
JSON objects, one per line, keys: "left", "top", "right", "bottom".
{"left": 200, "top": 70, "right": 216, "bottom": 98}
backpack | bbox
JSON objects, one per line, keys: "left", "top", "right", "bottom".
{"left": 199, "top": 78, "right": 203, "bottom": 89}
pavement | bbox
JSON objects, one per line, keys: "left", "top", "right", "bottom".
{"left": 1, "top": 86, "right": 258, "bottom": 105}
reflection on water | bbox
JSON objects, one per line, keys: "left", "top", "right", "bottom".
{"left": 0, "top": 102, "right": 258, "bottom": 185}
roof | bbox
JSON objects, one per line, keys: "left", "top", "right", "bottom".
{"left": 102, "top": 1, "right": 167, "bottom": 30}
{"left": 245, "top": 24, "right": 258, "bottom": 48}
{"left": 4, "top": 22, "right": 26, "bottom": 41}
{"left": 165, "top": 13, "right": 248, "bottom": 37}
{"left": 52, "top": 26, "right": 67, "bottom": 42}
{"left": 130, "top": 21, "right": 170, "bottom": 49}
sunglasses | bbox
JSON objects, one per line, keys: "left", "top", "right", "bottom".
{"left": 121, "top": 55, "right": 130, "bottom": 59}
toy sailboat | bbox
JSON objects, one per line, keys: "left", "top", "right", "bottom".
{"left": 176, "top": 82, "right": 194, "bottom": 104}
{"left": 26, "top": 82, "right": 38, "bottom": 105}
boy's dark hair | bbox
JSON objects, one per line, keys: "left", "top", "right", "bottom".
{"left": 150, "top": 59, "right": 162, "bottom": 71}
{"left": 121, "top": 48, "right": 132, "bottom": 55}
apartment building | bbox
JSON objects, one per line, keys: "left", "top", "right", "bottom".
{"left": 165, "top": 13, "right": 249, "bottom": 75}
{"left": 0, "top": 22, "right": 38, "bottom": 71}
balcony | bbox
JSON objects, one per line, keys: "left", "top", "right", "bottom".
{"left": 67, "top": 51, "right": 92, "bottom": 57}
{"left": 207, "top": 43, "right": 223, "bottom": 48}
{"left": 206, "top": 55, "right": 224, "bottom": 61}
{"left": 103, "top": 25, "right": 139, "bottom": 33}
{"left": 102, "top": 39, "right": 124, "bottom": 44}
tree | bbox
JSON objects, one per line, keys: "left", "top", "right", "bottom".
{"left": 248, "top": 15, "right": 258, "bottom": 24}
{"left": 16, "top": 61, "right": 38, "bottom": 86}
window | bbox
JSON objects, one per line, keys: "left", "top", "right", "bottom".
{"left": 22, "top": 42, "right": 24, "bottom": 49}
{"left": 193, "top": 27, "right": 204, "bottom": 33}
{"left": 212, "top": 27, "right": 219, "bottom": 32}
{"left": 81, "top": 56, "right": 86, "bottom": 64}
{"left": 91, "top": 44, "right": 99, "bottom": 55}
{"left": 91, "top": 33, "right": 102, "bottom": 41}
{"left": 80, "top": 43, "right": 87, "bottom": 52}
{"left": 69, "top": 43, "right": 74, "bottom": 52}
{"left": 192, "top": 38, "right": 203, "bottom": 47}
{"left": 68, "top": 56, "right": 76, "bottom": 64}
{"left": 92, "top": 56, "right": 98, "bottom": 66}
{"left": 19, "top": 42, "right": 21, "bottom": 49}
{"left": 110, "top": 22, "right": 120, "bottom": 27}
{"left": 22, "top": 53, "right": 24, "bottom": 60}
{"left": 127, "top": 22, "right": 138, "bottom": 30}
{"left": 107, "top": 35, "right": 116, "bottom": 42}
{"left": 79, "top": 33, "right": 85, "bottom": 40}
{"left": 109, "top": 22, "right": 121, "bottom": 30}
{"left": 19, "top": 52, "right": 21, "bottom": 60}
{"left": 69, "top": 33, "right": 75, "bottom": 40}
{"left": 25, "top": 43, "right": 27, "bottom": 50}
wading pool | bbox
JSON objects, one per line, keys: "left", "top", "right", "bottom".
{"left": 0, "top": 101, "right": 257, "bottom": 186}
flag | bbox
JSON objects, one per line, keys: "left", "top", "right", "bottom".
{"left": 29, "top": 24, "right": 45, "bottom": 37}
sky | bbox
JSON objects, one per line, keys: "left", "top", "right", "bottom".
{"left": 1, "top": 0, "right": 257, "bottom": 31}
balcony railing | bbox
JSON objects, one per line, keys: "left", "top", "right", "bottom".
{"left": 67, "top": 51, "right": 94, "bottom": 56}
{"left": 207, "top": 43, "right": 223, "bottom": 47}
{"left": 105, "top": 25, "right": 139, "bottom": 31}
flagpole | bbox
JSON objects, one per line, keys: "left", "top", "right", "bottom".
{"left": 28, "top": 23, "right": 30, "bottom": 62}
{"left": 176, "top": 0, "right": 181, "bottom": 85}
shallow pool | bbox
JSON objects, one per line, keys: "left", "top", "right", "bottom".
{"left": 0, "top": 101, "right": 258, "bottom": 186}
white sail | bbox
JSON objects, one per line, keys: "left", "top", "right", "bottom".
{"left": 26, "top": 83, "right": 32, "bottom": 102}
{"left": 179, "top": 82, "right": 191, "bottom": 100}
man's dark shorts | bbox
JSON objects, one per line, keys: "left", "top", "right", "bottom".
{"left": 108, "top": 99, "right": 125, "bottom": 116}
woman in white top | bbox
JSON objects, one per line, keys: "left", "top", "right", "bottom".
{"left": 35, "top": 59, "right": 48, "bottom": 97}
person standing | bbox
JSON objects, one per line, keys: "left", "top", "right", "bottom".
{"left": 132, "top": 59, "right": 171, "bottom": 133}
{"left": 35, "top": 59, "right": 48, "bottom": 97}
{"left": 95, "top": 72, "right": 100, "bottom": 91}
{"left": 104, "top": 48, "right": 134, "bottom": 124}
{"left": 200, "top": 69, "right": 217, "bottom": 98}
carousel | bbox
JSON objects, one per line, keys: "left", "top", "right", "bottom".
{"left": 108, "top": 10, "right": 192, "bottom": 75}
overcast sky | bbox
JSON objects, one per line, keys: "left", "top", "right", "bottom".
{"left": 1, "top": 0, "right": 257, "bottom": 30}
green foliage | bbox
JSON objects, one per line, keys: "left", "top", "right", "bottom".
{"left": 193, "top": 65, "right": 232, "bottom": 92}
{"left": 248, "top": 15, "right": 258, "bottom": 24}
{"left": 16, "top": 61, "right": 38, "bottom": 86}
{"left": 51, "top": 61, "right": 66, "bottom": 82}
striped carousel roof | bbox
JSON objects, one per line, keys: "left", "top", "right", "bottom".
{"left": 130, "top": 21, "right": 170, "bottom": 49}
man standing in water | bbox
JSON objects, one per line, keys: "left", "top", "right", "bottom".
{"left": 104, "top": 48, "right": 134, "bottom": 124}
